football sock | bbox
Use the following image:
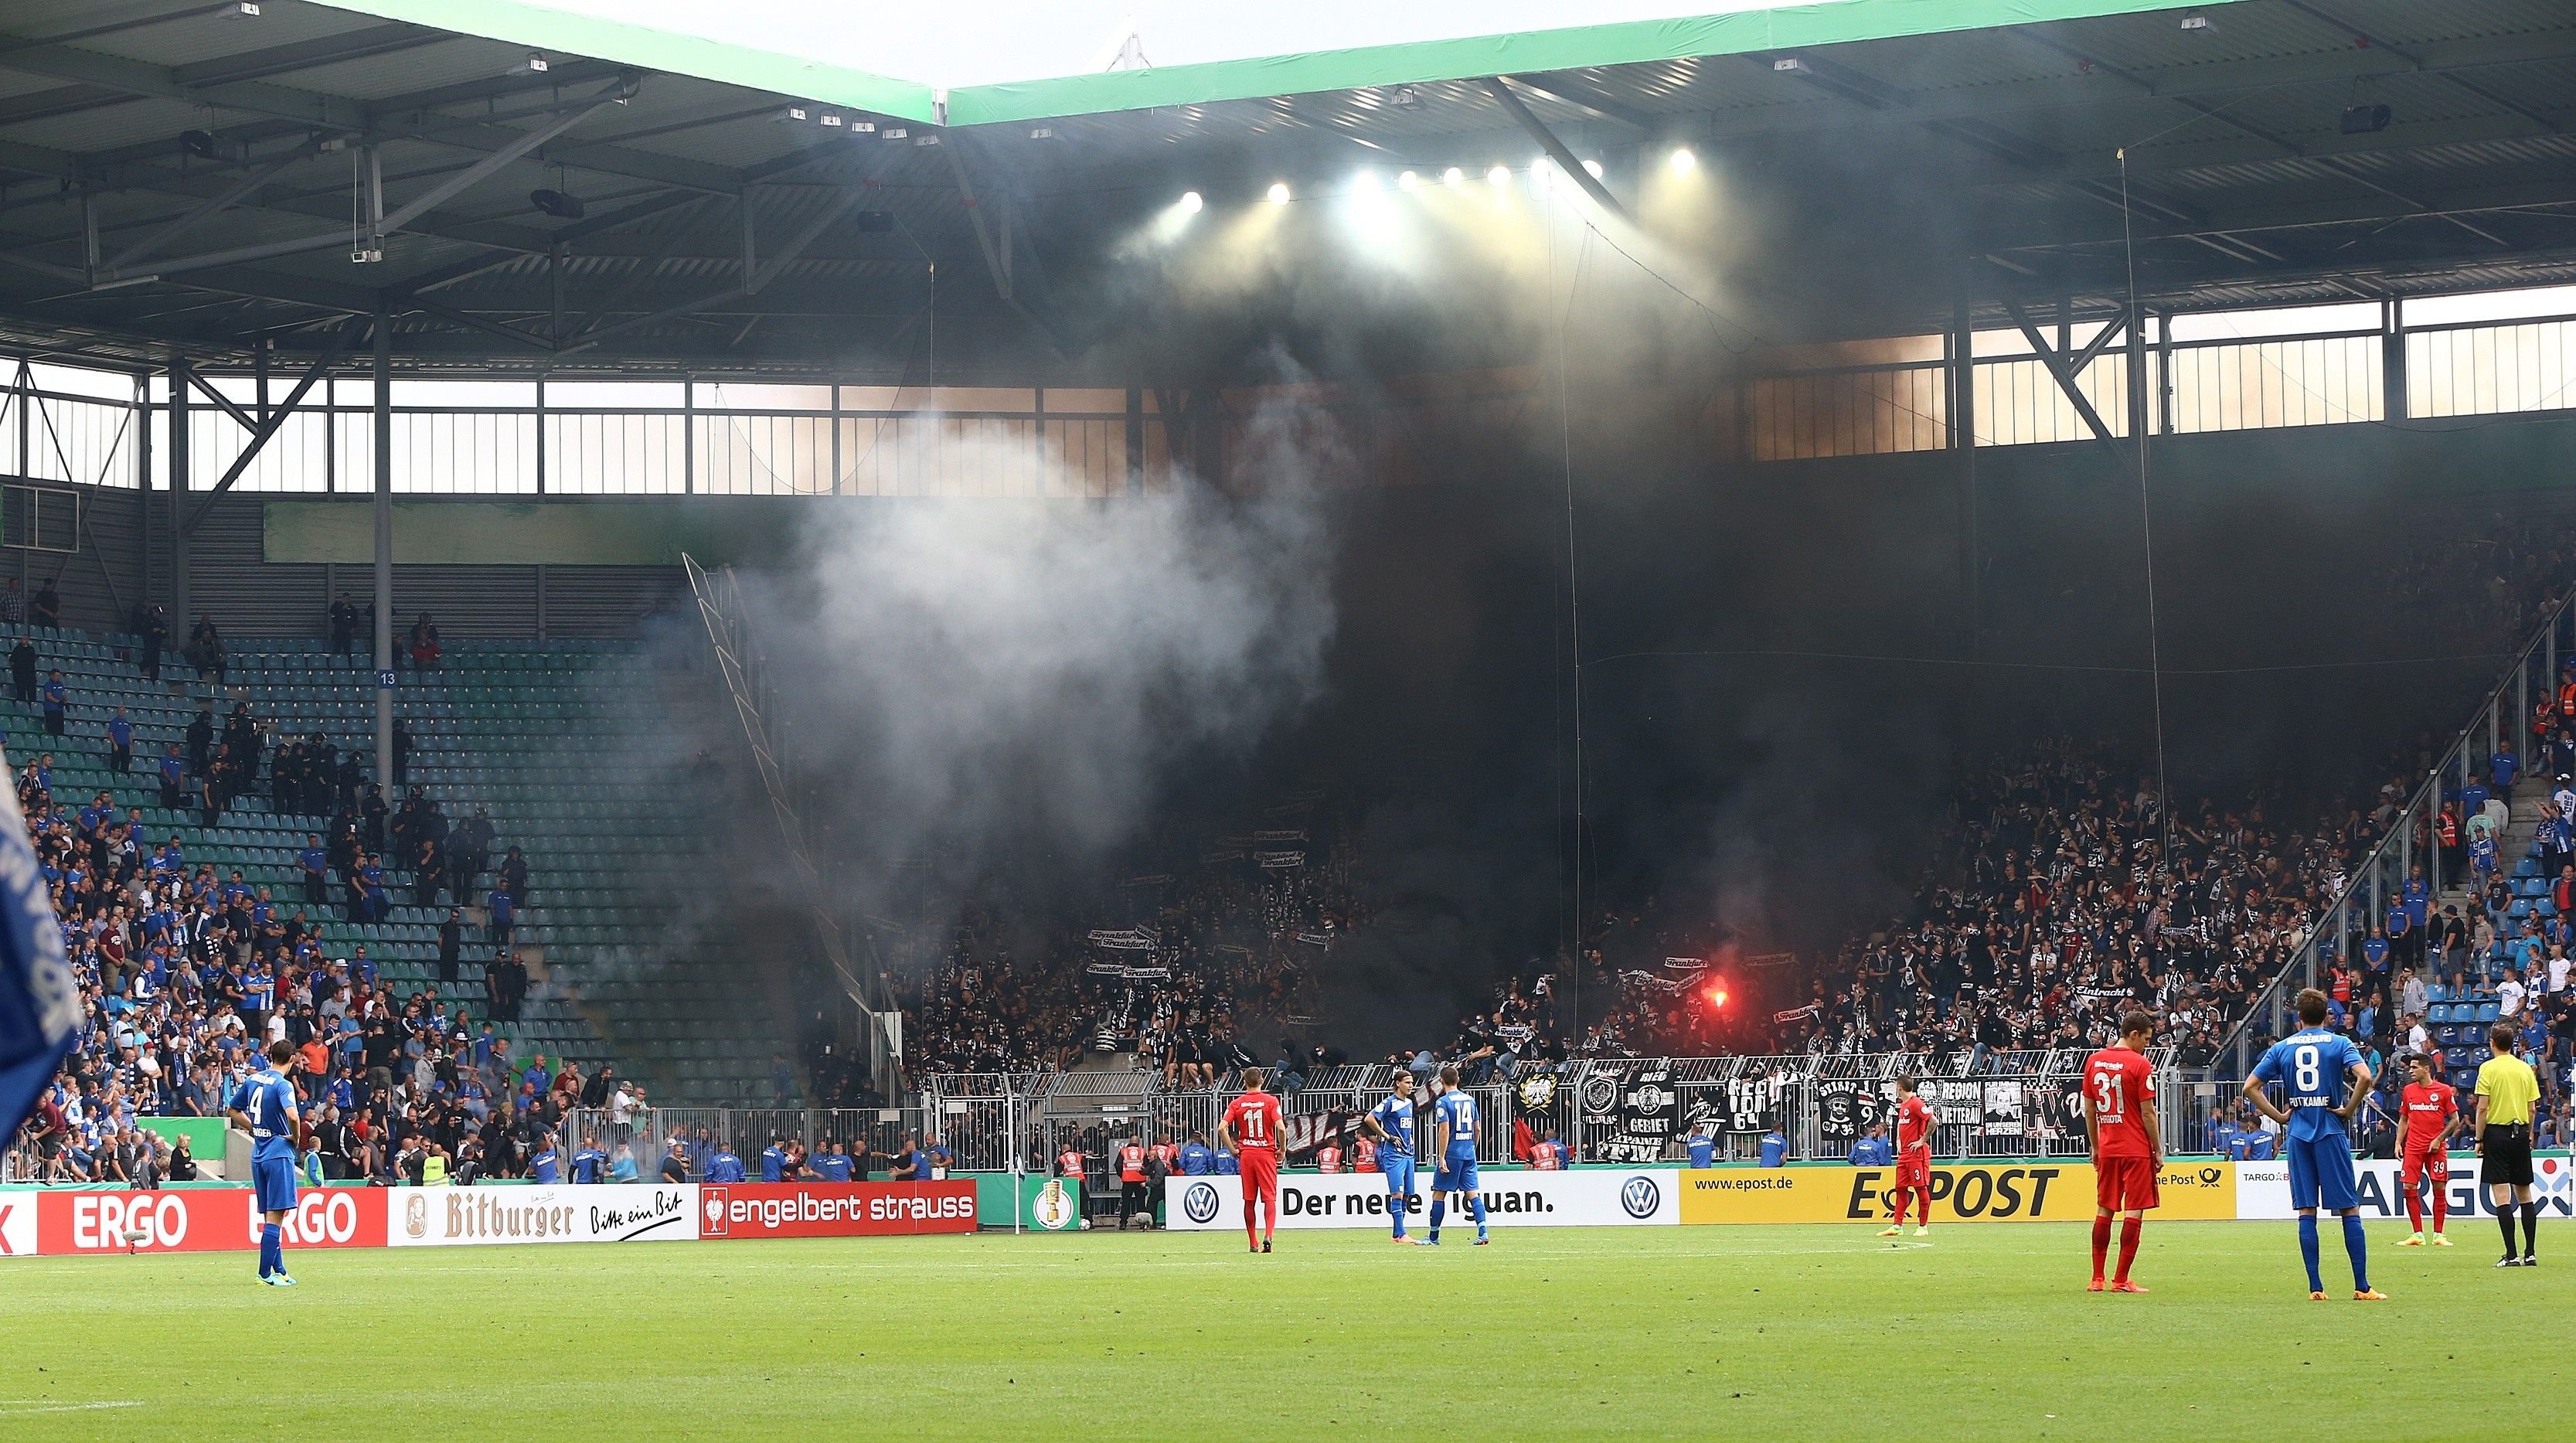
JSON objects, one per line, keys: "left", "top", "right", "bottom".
{"left": 1245, "top": 1213, "right": 1259, "bottom": 1249}
{"left": 1428, "top": 1199, "right": 1445, "bottom": 1240}
{"left": 2523, "top": 1201, "right": 2540, "bottom": 1258}
{"left": 2115, "top": 1218, "right": 2142, "bottom": 1285}
{"left": 260, "top": 1223, "right": 281, "bottom": 1278}
{"left": 2089, "top": 1216, "right": 2111, "bottom": 1278}
{"left": 1390, "top": 1205, "right": 1407, "bottom": 1240}
{"left": 1891, "top": 1192, "right": 1910, "bottom": 1227}
{"left": 2431, "top": 1179, "right": 2446, "bottom": 1233}
{"left": 2298, "top": 1215, "right": 2322, "bottom": 1293}
{"left": 2502, "top": 1206, "right": 2520, "bottom": 1258}
{"left": 2403, "top": 1183, "right": 2422, "bottom": 1233}
{"left": 2339, "top": 1214, "right": 2369, "bottom": 1292}
{"left": 1469, "top": 1196, "right": 1486, "bottom": 1239}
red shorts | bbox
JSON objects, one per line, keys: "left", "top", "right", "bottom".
{"left": 2400, "top": 1141, "right": 2450, "bottom": 1183}
{"left": 1894, "top": 1152, "right": 1931, "bottom": 1189}
{"left": 2094, "top": 1154, "right": 2159, "bottom": 1213}
{"left": 1239, "top": 1149, "right": 1279, "bottom": 1200}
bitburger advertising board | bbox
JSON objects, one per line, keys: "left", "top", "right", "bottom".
{"left": 1160, "top": 1168, "right": 1681, "bottom": 1231}
{"left": 390, "top": 1183, "right": 697, "bottom": 1247}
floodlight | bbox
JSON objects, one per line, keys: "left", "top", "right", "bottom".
{"left": 1487, "top": 165, "right": 1510, "bottom": 188}
{"left": 1179, "top": 191, "right": 1203, "bottom": 213}
{"left": 1397, "top": 170, "right": 1421, "bottom": 192}
{"left": 1441, "top": 167, "right": 1464, "bottom": 188}
{"left": 1668, "top": 147, "right": 1697, "bottom": 174}
{"left": 1266, "top": 182, "right": 1291, "bottom": 206}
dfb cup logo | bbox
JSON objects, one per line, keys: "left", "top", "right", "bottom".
{"left": 1620, "top": 1175, "right": 1661, "bottom": 1220}
{"left": 1032, "top": 1178, "right": 1077, "bottom": 1230}
{"left": 403, "top": 1193, "right": 428, "bottom": 1239}
{"left": 1183, "top": 1182, "right": 1222, "bottom": 1225}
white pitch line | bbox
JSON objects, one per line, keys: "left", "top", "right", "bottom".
{"left": 0, "top": 1400, "right": 144, "bottom": 1414}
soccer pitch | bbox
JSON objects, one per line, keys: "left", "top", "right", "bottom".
{"left": 2, "top": 1222, "right": 2563, "bottom": 1438}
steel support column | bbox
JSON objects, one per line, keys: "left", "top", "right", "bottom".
{"left": 373, "top": 303, "right": 393, "bottom": 792}
{"left": 168, "top": 356, "right": 189, "bottom": 627}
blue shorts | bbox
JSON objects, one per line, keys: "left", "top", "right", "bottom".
{"left": 1433, "top": 1155, "right": 1479, "bottom": 1194}
{"left": 2286, "top": 1132, "right": 2359, "bottom": 1213}
{"left": 252, "top": 1153, "right": 299, "bottom": 1216}
{"left": 1380, "top": 1156, "right": 1415, "bottom": 1197}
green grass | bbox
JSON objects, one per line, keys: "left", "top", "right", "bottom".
{"left": 0, "top": 1221, "right": 2562, "bottom": 1438}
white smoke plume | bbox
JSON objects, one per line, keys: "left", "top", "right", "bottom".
{"left": 745, "top": 399, "right": 1340, "bottom": 918}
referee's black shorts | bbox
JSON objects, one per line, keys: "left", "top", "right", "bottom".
{"left": 2481, "top": 1123, "right": 2535, "bottom": 1188}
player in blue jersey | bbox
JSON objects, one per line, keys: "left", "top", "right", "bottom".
{"left": 1427, "top": 1065, "right": 1488, "bottom": 1245}
{"left": 226, "top": 1039, "right": 305, "bottom": 1286}
{"left": 2242, "top": 988, "right": 2386, "bottom": 1301}
{"left": 1359, "top": 1072, "right": 1423, "bottom": 1243}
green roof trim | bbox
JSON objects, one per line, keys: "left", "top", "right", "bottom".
{"left": 946, "top": 1, "right": 2225, "bottom": 126}
{"left": 305, "top": 0, "right": 936, "bottom": 120}
{"left": 309, "top": 0, "right": 2235, "bottom": 128}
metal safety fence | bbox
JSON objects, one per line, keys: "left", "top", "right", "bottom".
{"left": 913, "top": 1047, "right": 2185, "bottom": 1172}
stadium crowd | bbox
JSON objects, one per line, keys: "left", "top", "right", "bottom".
{"left": 0, "top": 619, "right": 597, "bottom": 1186}
{"left": 889, "top": 813, "right": 1357, "bottom": 1082}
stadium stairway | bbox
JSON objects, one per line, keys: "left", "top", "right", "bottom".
{"left": 0, "top": 626, "right": 787, "bottom": 1104}
{"left": 2425, "top": 767, "right": 2550, "bottom": 1091}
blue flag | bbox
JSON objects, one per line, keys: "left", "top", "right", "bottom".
{"left": 0, "top": 748, "right": 74, "bottom": 1142}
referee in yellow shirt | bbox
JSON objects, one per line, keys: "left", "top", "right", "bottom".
{"left": 2474, "top": 1022, "right": 2541, "bottom": 1268}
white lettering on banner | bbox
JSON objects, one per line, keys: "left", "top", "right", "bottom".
{"left": 1160, "top": 1170, "right": 1682, "bottom": 1230}
{"left": 2235, "top": 1154, "right": 2574, "bottom": 1220}
{"left": 0, "top": 1197, "right": 33, "bottom": 1258}
{"left": 252, "top": 1191, "right": 364, "bottom": 1246}
{"left": 73, "top": 1193, "right": 189, "bottom": 1250}
{"left": 390, "top": 1184, "right": 699, "bottom": 1247}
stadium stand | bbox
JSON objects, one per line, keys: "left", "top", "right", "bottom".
{"left": 0, "top": 617, "right": 792, "bottom": 1185}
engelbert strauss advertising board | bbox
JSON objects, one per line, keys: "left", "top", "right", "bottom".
{"left": 1161, "top": 1169, "right": 1683, "bottom": 1230}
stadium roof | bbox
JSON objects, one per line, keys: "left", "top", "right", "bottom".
{"left": 0, "top": 0, "right": 2570, "bottom": 378}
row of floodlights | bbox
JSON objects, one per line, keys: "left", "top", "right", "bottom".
{"left": 1178, "top": 148, "right": 1695, "bottom": 211}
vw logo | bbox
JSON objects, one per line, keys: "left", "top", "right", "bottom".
{"left": 1183, "top": 1182, "right": 1221, "bottom": 1225}
{"left": 1619, "top": 1175, "right": 1661, "bottom": 1220}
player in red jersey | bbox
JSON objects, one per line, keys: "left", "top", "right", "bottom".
{"left": 1877, "top": 1074, "right": 1935, "bottom": 1238}
{"left": 2394, "top": 1052, "right": 2462, "bottom": 1247}
{"left": 2081, "top": 1009, "right": 2164, "bottom": 1293}
{"left": 1220, "top": 1067, "right": 1285, "bottom": 1254}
